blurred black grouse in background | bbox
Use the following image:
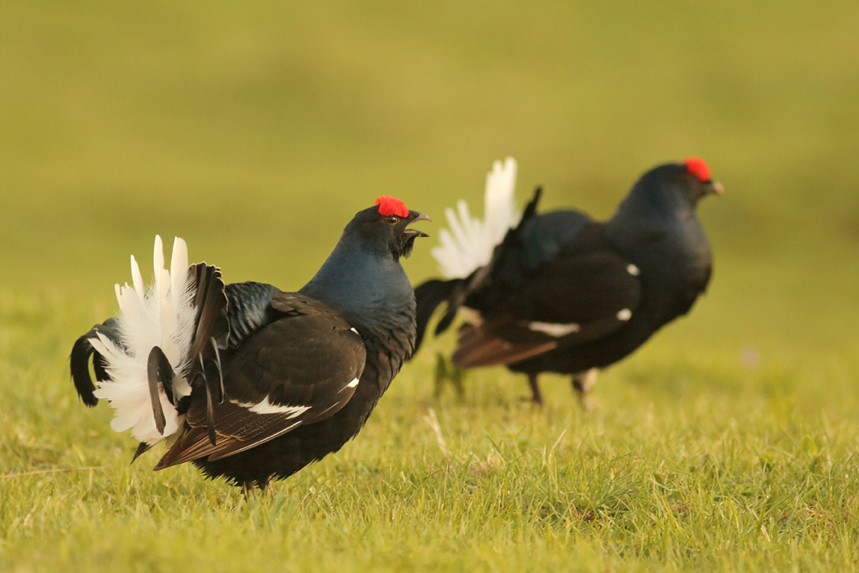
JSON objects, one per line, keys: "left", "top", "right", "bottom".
{"left": 71, "top": 196, "right": 429, "bottom": 491}
{"left": 414, "top": 158, "right": 721, "bottom": 405}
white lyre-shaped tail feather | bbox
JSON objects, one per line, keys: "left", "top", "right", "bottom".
{"left": 91, "top": 236, "right": 197, "bottom": 445}
{"left": 432, "top": 157, "right": 521, "bottom": 279}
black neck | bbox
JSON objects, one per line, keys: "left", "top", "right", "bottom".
{"left": 300, "top": 237, "right": 417, "bottom": 353}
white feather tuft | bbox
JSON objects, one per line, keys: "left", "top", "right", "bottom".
{"left": 170, "top": 237, "right": 188, "bottom": 302}
{"left": 431, "top": 157, "right": 521, "bottom": 278}
{"left": 92, "top": 236, "right": 197, "bottom": 445}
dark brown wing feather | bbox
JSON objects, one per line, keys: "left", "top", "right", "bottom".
{"left": 453, "top": 322, "right": 559, "bottom": 367}
{"left": 186, "top": 263, "right": 230, "bottom": 404}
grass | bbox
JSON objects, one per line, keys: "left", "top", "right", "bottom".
{"left": 3, "top": 289, "right": 859, "bottom": 572}
{"left": 3, "top": 0, "right": 859, "bottom": 571}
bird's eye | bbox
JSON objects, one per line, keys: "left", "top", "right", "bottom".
{"left": 387, "top": 216, "right": 399, "bottom": 224}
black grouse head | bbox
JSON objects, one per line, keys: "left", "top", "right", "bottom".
{"left": 638, "top": 158, "right": 724, "bottom": 211}
{"left": 346, "top": 196, "right": 431, "bottom": 261}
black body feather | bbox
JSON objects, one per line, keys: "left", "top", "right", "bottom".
{"left": 70, "top": 203, "right": 429, "bottom": 489}
{"left": 414, "top": 161, "right": 720, "bottom": 404}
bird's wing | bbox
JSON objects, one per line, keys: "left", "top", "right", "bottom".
{"left": 155, "top": 293, "right": 367, "bottom": 468}
{"left": 453, "top": 237, "right": 642, "bottom": 368}
{"left": 223, "top": 281, "right": 280, "bottom": 349}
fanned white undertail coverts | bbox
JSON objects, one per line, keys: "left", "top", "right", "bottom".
{"left": 89, "top": 236, "right": 196, "bottom": 445}
{"left": 432, "top": 157, "right": 521, "bottom": 279}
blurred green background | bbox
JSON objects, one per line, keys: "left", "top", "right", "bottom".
{"left": 2, "top": 0, "right": 858, "bottom": 361}
{"left": 3, "top": 4, "right": 859, "bottom": 570}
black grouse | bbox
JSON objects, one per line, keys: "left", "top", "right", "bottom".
{"left": 414, "top": 158, "right": 721, "bottom": 405}
{"left": 71, "top": 196, "right": 429, "bottom": 491}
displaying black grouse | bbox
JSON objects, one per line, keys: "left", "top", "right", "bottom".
{"left": 71, "top": 196, "right": 429, "bottom": 491}
{"left": 415, "top": 158, "right": 721, "bottom": 405}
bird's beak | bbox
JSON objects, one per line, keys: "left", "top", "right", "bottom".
{"left": 406, "top": 210, "right": 431, "bottom": 238}
{"left": 409, "top": 211, "right": 432, "bottom": 223}
{"left": 706, "top": 181, "right": 725, "bottom": 196}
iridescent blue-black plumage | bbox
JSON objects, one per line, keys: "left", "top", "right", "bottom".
{"left": 415, "top": 160, "right": 721, "bottom": 405}
{"left": 70, "top": 200, "right": 429, "bottom": 490}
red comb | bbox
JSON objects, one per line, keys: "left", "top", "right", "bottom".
{"left": 684, "top": 157, "right": 711, "bottom": 182}
{"left": 375, "top": 196, "right": 409, "bottom": 217}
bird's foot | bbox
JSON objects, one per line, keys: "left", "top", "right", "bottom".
{"left": 434, "top": 353, "right": 465, "bottom": 399}
{"left": 241, "top": 482, "right": 254, "bottom": 499}
{"left": 241, "top": 478, "right": 274, "bottom": 499}
{"left": 572, "top": 369, "right": 598, "bottom": 411}
{"left": 526, "top": 374, "right": 544, "bottom": 408}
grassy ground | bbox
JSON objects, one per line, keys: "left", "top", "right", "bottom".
{"left": 3, "top": 291, "right": 859, "bottom": 572}
{"left": 3, "top": 1, "right": 859, "bottom": 571}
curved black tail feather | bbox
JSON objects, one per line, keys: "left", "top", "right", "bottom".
{"left": 69, "top": 318, "right": 121, "bottom": 407}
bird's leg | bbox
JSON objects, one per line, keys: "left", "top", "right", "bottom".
{"left": 433, "top": 353, "right": 448, "bottom": 398}
{"left": 527, "top": 374, "right": 544, "bottom": 407}
{"left": 434, "top": 353, "right": 465, "bottom": 400}
{"left": 450, "top": 364, "right": 465, "bottom": 399}
{"left": 572, "top": 368, "right": 598, "bottom": 410}
{"left": 241, "top": 478, "right": 274, "bottom": 499}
